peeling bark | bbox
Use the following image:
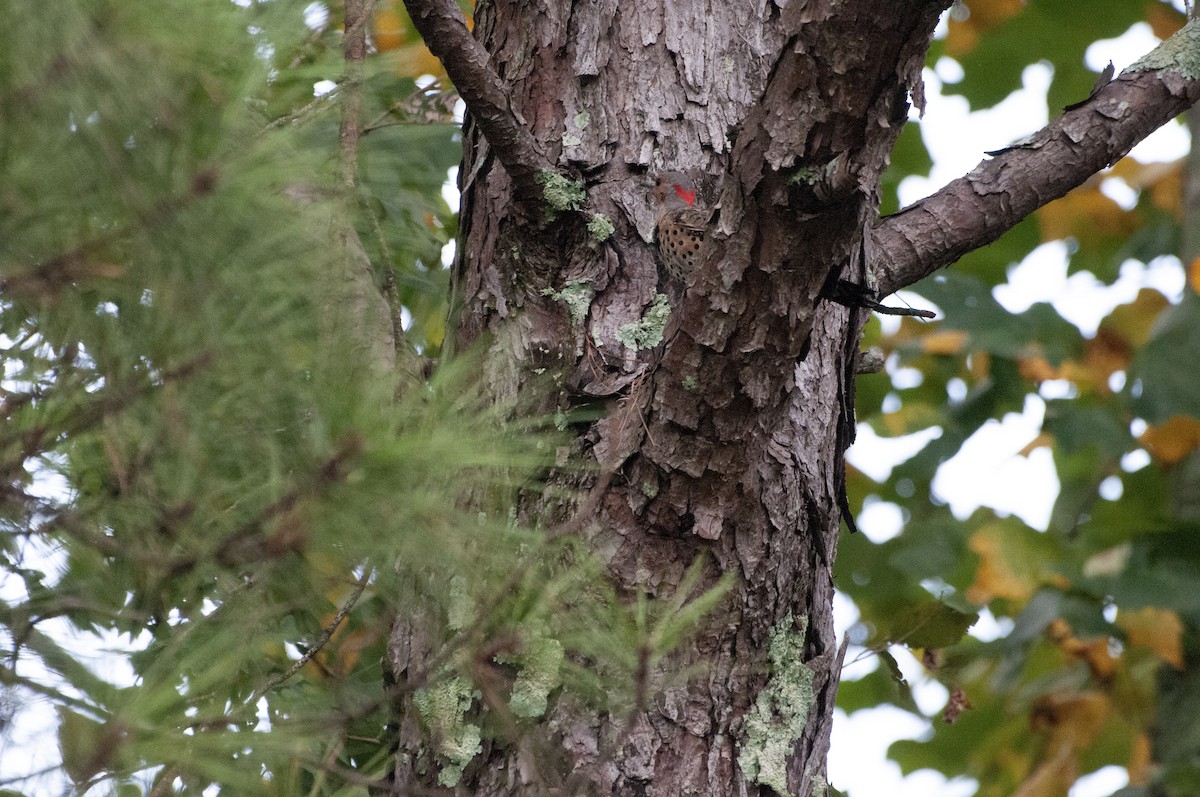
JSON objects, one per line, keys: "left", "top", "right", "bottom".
{"left": 873, "top": 19, "right": 1200, "bottom": 296}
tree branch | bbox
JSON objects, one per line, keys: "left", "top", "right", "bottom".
{"left": 248, "top": 569, "right": 372, "bottom": 704}
{"left": 873, "top": 19, "right": 1200, "bottom": 297}
{"left": 339, "top": 0, "right": 372, "bottom": 192}
{"left": 400, "top": 0, "right": 552, "bottom": 196}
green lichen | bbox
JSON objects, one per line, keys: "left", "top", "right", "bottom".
{"left": 541, "top": 279, "right": 593, "bottom": 326}
{"left": 587, "top": 213, "right": 615, "bottom": 242}
{"left": 682, "top": 374, "right": 698, "bottom": 391}
{"left": 793, "top": 159, "right": 842, "bottom": 186}
{"left": 537, "top": 170, "right": 585, "bottom": 216}
{"left": 509, "top": 636, "right": 564, "bottom": 718}
{"left": 857, "top": 347, "right": 885, "bottom": 375}
{"left": 447, "top": 576, "right": 473, "bottom": 631}
{"left": 413, "top": 676, "right": 482, "bottom": 787}
{"left": 1130, "top": 17, "right": 1200, "bottom": 78}
{"left": 642, "top": 481, "right": 659, "bottom": 498}
{"left": 574, "top": 110, "right": 591, "bottom": 129}
{"left": 562, "top": 133, "right": 582, "bottom": 147}
{"left": 737, "top": 614, "right": 815, "bottom": 795}
{"left": 809, "top": 769, "right": 828, "bottom": 797}
{"left": 789, "top": 166, "right": 820, "bottom": 185}
{"left": 615, "top": 292, "right": 671, "bottom": 351}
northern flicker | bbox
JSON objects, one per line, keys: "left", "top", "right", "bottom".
{"left": 652, "top": 172, "right": 711, "bottom": 281}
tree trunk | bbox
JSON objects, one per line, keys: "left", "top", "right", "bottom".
{"left": 393, "top": 1, "right": 950, "bottom": 794}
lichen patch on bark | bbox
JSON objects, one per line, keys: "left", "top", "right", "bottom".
{"left": 737, "top": 614, "right": 816, "bottom": 794}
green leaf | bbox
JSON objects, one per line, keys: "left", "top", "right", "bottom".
{"left": 1162, "top": 764, "right": 1200, "bottom": 797}
{"left": 910, "top": 271, "right": 1084, "bottom": 364}
{"left": 888, "top": 600, "right": 979, "bottom": 650}
{"left": 890, "top": 696, "right": 1024, "bottom": 786}
{"left": 837, "top": 665, "right": 920, "bottom": 715}
{"left": 1106, "top": 532, "right": 1200, "bottom": 624}
{"left": 1131, "top": 295, "right": 1200, "bottom": 423}
{"left": 957, "top": 216, "right": 1042, "bottom": 288}
{"left": 950, "top": 0, "right": 1147, "bottom": 111}
{"left": 57, "top": 707, "right": 108, "bottom": 784}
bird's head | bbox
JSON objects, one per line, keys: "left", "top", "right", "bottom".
{"left": 652, "top": 172, "right": 698, "bottom": 210}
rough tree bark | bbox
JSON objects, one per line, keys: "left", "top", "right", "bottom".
{"left": 387, "top": 0, "right": 1200, "bottom": 793}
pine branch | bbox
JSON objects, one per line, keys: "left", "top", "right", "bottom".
{"left": 0, "top": 352, "right": 212, "bottom": 480}
{"left": 400, "top": 0, "right": 553, "bottom": 196}
{"left": 248, "top": 569, "right": 372, "bottom": 704}
{"left": 209, "top": 434, "right": 364, "bottom": 569}
{"left": 331, "top": 0, "right": 410, "bottom": 386}
{"left": 872, "top": 20, "right": 1200, "bottom": 297}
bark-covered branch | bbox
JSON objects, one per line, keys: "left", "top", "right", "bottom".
{"left": 339, "top": 0, "right": 372, "bottom": 191}
{"left": 400, "top": 0, "right": 552, "bottom": 195}
{"left": 873, "top": 19, "right": 1200, "bottom": 297}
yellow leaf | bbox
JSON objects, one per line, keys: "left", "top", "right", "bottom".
{"left": 945, "top": 0, "right": 1024, "bottom": 57}
{"left": 1017, "top": 355, "right": 1059, "bottom": 382}
{"left": 1190, "top": 258, "right": 1200, "bottom": 294}
{"left": 1017, "top": 335, "right": 1128, "bottom": 395}
{"left": 880, "top": 402, "right": 942, "bottom": 436}
{"left": 384, "top": 42, "right": 447, "bottom": 79}
{"left": 316, "top": 624, "right": 378, "bottom": 676}
{"left": 1017, "top": 432, "right": 1052, "bottom": 457}
{"left": 1047, "top": 619, "right": 1118, "bottom": 681}
{"left": 372, "top": 2, "right": 448, "bottom": 77}
{"left": 1139, "top": 414, "right": 1200, "bottom": 465}
{"left": 424, "top": 312, "right": 446, "bottom": 348}
{"left": 966, "top": 524, "right": 1036, "bottom": 604}
{"left": 1146, "top": 3, "right": 1186, "bottom": 42}
{"left": 1128, "top": 732, "right": 1153, "bottom": 786}
{"left": 1110, "top": 158, "right": 1182, "bottom": 216}
{"left": 967, "top": 524, "right": 1070, "bottom": 606}
{"left": 1100, "top": 288, "right": 1169, "bottom": 349}
{"left": 1082, "top": 543, "right": 1130, "bottom": 578}
{"left": 372, "top": 5, "right": 407, "bottom": 52}
{"left": 968, "top": 350, "right": 991, "bottom": 382}
{"left": 1077, "top": 641, "right": 1116, "bottom": 678}
{"left": 1015, "top": 353, "right": 1074, "bottom": 385}
{"left": 921, "top": 329, "right": 969, "bottom": 355}
{"left": 305, "top": 605, "right": 383, "bottom": 680}
{"left": 1118, "top": 607, "right": 1184, "bottom": 670}
{"left": 1016, "top": 692, "right": 1111, "bottom": 797}
{"left": 885, "top": 315, "right": 937, "bottom": 347}
{"left": 1148, "top": 163, "right": 1180, "bottom": 217}
{"left": 1035, "top": 185, "right": 1137, "bottom": 245}
{"left": 1080, "top": 330, "right": 1129, "bottom": 391}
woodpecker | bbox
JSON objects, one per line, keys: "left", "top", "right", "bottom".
{"left": 652, "top": 172, "right": 711, "bottom": 281}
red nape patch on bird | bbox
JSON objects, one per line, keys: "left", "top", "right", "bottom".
{"left": 673, "top": 184, "right": 696, "bottom": 205}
